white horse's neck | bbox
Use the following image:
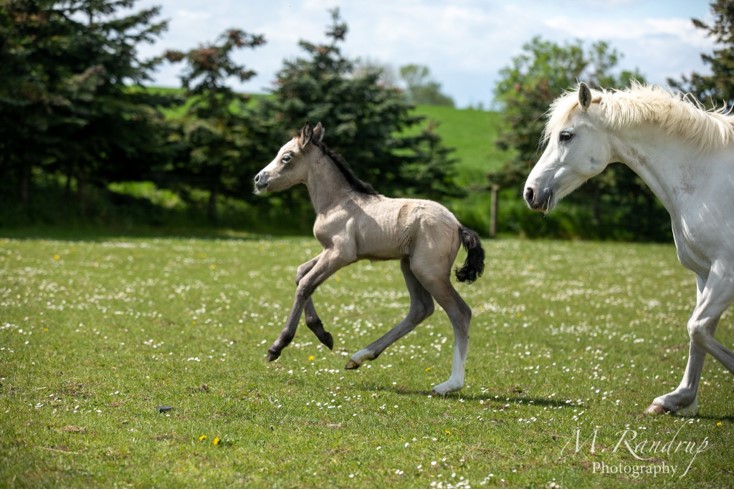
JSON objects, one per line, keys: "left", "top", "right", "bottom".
{"left": 610, "top": 128, "right": 707, "bottom": 218}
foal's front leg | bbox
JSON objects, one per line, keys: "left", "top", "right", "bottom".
{"left": 296, "top": 255, "right": 334, "bottom": 350}
{"left": 266, "top": 249, "right": 349, "bottom": 361}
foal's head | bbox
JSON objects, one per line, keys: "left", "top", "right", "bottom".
{"left": 254, "top": 122, "right": 325, "bottom": 194}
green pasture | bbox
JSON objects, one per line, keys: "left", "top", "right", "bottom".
{"left": 415, "top": 105, "right": 512, "bottom": 186}
{"left": 1, "top": 235, "right": 732, "bottom": 488}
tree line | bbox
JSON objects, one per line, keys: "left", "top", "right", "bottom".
{"left": 1, "top": 0, "right": 731, "bottom": 239}
{"left": 0, "top": 3, "right": 458, "bottom": 228}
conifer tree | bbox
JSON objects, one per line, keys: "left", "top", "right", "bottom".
{"left": 0, "top": 0, "right": 172, "bottom": 210}
{"left": 669, "top": 0, "right": 734, "bottom": 106}
{"left": 266, "top": 8, "right": 460, "bottom": 200}
{"left": 164, "top": 29, "right": 265, "bottom": 221}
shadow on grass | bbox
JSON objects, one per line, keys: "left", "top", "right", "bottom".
{"left": 355, "top": 381, "right": 572, "bottom": 408}
{"left": 0, "top": 226, "right": 304, "bottom": 242}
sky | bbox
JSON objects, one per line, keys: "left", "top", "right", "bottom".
{"left": 135, "top": 0, "right": 716, "bottom": 109}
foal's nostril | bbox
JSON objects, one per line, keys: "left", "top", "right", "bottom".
{"left": 254, "top": 171, "right": 269, "bottom": 189}
{"left": 524, "top": 187, "right": 535, "bottom": 204}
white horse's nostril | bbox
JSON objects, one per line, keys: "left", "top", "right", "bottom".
{"left": 524, "top": 187, "right": 535, "bottom": 204}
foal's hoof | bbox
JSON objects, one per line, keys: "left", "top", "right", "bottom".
{"left": 645, "top": 403, "right": 668, "bottom": 416}
{"left": 320, "top": 331, "right": 334, "bottom": 350}
{"left": 345, "top": 360, "right": 361, "bottom": 370}
{"left": 266, "top": 349, "right": 281, "bottom": 362}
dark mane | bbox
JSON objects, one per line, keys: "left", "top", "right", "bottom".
{"left": 314, "top": 141, "right": 379, "bottom": 196}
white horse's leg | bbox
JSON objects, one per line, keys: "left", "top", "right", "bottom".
{"left": 647, "top": 267, "right": 734, "bottom": 415}
{"left": 267, "top": 249, "right": 350, "bottom": 361}
{"left": 346, "top": 257, "right": 434, "bottom": 369}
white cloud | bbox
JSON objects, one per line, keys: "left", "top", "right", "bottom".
{"left": 135, "top": 0, "right": 715, "bottom": 107}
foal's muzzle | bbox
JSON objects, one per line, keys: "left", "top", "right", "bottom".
{"left": 254, "top": 171, "right": 269, "bottom": 193}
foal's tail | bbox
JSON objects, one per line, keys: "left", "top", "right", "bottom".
{"left": 455, "top": 226, "right": 485, "bottom": 284}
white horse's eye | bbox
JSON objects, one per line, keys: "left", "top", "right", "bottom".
{"left": 282, "top": 153, "right": 293, "bottom": 164}
{"left": 559, "top": 131, "right": 574, "bottom": 142}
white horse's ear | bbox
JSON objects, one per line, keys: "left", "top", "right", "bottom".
{"left": 299, "top": 122, "right": 313, "bottom": 148}
{"left": 579, "top": 82, "right": 592, "bottom": 111}
{"left": 313, "top": 122, "right": 325, "bottom": 144}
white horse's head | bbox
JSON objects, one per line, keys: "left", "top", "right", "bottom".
{"left": 524, "top": 82, "right": 614, "bottom": 212}
{"left": 254, "top": 122, "right": 325, "bottom": 194}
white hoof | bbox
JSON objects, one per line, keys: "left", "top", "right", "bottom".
{"left": 675, "top": 397, "right": 699, "bottom": 417}
{"left": 345, "top": 348, "right": 374, "bottom": 370}
{"left": 645, "top": 395, "right": 698, "bottom": 417}
{"left": 431, "top": 379, "right": 463, "bottom": 396}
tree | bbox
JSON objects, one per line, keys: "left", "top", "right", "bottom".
{"left": 399, "top": 64, "right": 455, "bottom": 107}
{"left": 0, "top": 0, "right": 172, "bottom": 211}
{"left": 491, "top": 37, "right": 669, "bottom": 241}
{"left": 265, "top": 8, "right": 460, "bottom": 201}
{"left": 163, "top": 29, "right": 265, "bottom": 221}
{"left": 669, "top": 0, "right": 734, "bottom": 107}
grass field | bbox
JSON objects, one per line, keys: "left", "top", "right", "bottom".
{"left": 1, "top": 234, "right": 733, "bottom": 488}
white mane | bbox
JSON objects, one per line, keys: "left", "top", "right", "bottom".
{"left": 544, "top": 83, "right": 734, "bottom": 153}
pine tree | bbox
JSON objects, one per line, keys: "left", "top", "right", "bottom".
{"left": 163, "top": 29, "right": 265, "bottom": 221}
{"left": 0, "top": 0, "right": 172, "bottom": 211}
{"left": 265, "top": 8, "right": 460, "bottom": 200}
{"left": 669, "top": 0, "right": 734, "bottom": 107}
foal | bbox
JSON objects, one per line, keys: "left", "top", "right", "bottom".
{"left": 254, "top": 122, "right": 485, "bottom": 394}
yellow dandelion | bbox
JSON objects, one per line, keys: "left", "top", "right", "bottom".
{"left": 212, "top": 437, "right": 220, "bottom": 445}
{"left": 209, "top": 264, "right": 216, "bottom": 270}
{"left": 53, "top": 254, "right": 61, "bottom": 261}
{"left": 307, "top": 355, "right": 316, "bottom": 362}
{"left": 716, "top": 421, "right": 723, "bottom": 427}
{"left": 424, "top": 367, "right": 431, "bottom": 372}
{"left": 198, "top": 434, "right": 207, "bottom": 441}
{"left": 444, "top": 429, "right": 451, "bottom": 436}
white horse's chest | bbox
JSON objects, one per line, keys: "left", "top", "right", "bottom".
{"left": 671, "top": 182, "right": 734, "bottom": 276}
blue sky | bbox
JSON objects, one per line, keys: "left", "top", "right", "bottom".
{"left": 136, "top": 0, "right": 715, "bottom": 108}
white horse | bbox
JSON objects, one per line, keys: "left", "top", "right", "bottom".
{"left": 524, "top": 82, "right": 734, "bottom": 415}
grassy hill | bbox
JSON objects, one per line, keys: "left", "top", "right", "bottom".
{"left": 415, "top": 105, "right": 512, "bottom": 188}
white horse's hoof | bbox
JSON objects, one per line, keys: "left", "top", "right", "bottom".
{"left": 676, "top": 397, "right": 699, "bottom": 417}
{"left": 645, "top": 403, "right": 668, "bottom": 415}
{"left": 345, "top": 360, "right": 360, "bottom": 370}
{"left": 645, "top": 396, "right": 698, "bottom": 417}
{"left": 431, "top": 380, "right": 463, "bottom": 396}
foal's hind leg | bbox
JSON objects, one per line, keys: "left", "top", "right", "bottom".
{"left": 412, "top": 266, "right": 472, "bottom": 395}
{"left": 346, "top": 257, "right": 434, "bottom": 369}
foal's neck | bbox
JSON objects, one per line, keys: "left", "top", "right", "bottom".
{"left": 305, "top": 154, "right": 360, "bottom": 214}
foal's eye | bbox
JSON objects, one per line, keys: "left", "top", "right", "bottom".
{"left": 559, "top": 131, "right": 574, "bottom": 142}
{"left": 281, "top": 153, "right": 293, "bottom": 164}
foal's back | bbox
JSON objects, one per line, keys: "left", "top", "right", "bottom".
{"left": 344, "top": 194, "right": 462, "bottom": 261}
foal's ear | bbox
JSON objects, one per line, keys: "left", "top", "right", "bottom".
{"left": 578, "top": 82, "right": 592, "bottom": 111}
{"left": 299, "top": 122, "right": 314, "bottom": 148}
{"left": 313, "top": 122, "right": 325, "bottom": 145}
